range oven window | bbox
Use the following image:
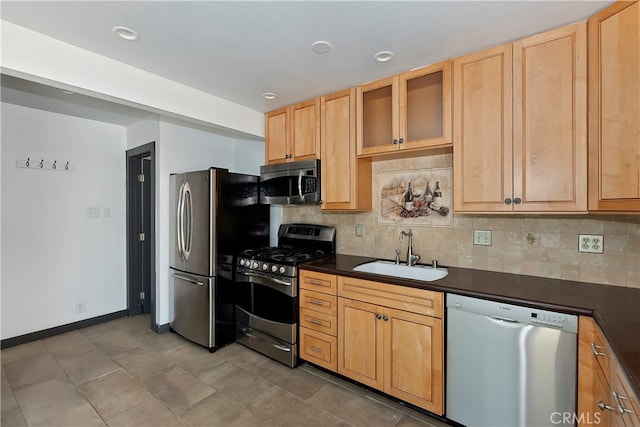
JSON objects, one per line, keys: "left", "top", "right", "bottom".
{"left": 235, "top": 281, "right": 297, "bottom": 325}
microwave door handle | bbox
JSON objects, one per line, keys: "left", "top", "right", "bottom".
{"left": 298, "top": 171, "right": 304, "bottom": 203}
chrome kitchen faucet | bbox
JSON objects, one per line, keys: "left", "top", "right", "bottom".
{"left": 399, "top": 229, "right": 420, "bottom": 266}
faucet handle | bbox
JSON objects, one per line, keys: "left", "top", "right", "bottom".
{"left": 431, "top": 259, "right": 438, "bottom": 269}
{"left": 395, "top": 249, "right": 401, "bottom": 265}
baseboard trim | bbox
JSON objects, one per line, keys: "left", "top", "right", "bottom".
{"left": 153, "top": 322, "right": 171, "bottom": 334}
{"left": 0, "top": 310, "right": 128, "bottom": 349}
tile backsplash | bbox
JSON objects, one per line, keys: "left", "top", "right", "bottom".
{"left": 283, "top": 154, "right": 640, "bottom": 288}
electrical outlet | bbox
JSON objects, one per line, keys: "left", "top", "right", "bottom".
{"left": 87, "top": 207, "right": 100, "bottom": 218}
{"left": 578, "top": 234, "right": 604, "bottom": 254}
{"left": 75, "top": 302, "right": 85, "bottom": 313}
{"left": 355, "top": 224, "right": 364, "bottom": 237}
{"left": 473, "top": 229, "right": 492, "bottom": 246}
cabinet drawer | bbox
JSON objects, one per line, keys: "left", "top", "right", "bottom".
{"left": 300, "top": 327, "right": 337, "bottom": 372}
{"left": 300, "top": 289, "right": 337, "bottom": 316}
{"left": 338, "top": 276, "right": 443, "bottom": 318}
{"left": 300, "top": 307, "right": 337, "bottom": 336}
{"left": 300, "top": 270, "right": 337, "bottom": 294}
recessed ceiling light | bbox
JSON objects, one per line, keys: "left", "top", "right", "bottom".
{"left": 374, "top": 51, "right": 395, "bottom": 63}
{"left": 112, "top": 26, "right": 140, "bottom": 41}
{"left": 262, "top": 92, "right": 277, "bottom": 100}
{"left": 311, "top": 41, "right": 332, "bottom": 54}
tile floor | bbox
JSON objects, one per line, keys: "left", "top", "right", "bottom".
{"left": 1, "top": 315, "right": 450, "bottom": 427}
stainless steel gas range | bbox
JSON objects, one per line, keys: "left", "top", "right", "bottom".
{"left": 234, "top": 223, "right": 336, "bottom": 367}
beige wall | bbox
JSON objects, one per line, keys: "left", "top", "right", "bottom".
{"left": 283, "top": 154, "right": 640, "bottom": 289}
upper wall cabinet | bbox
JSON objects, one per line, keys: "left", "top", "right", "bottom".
{"left": 320, "top": 89, "right": 372, "bottom": 211}
{"left": 588, "top": 0, "right": 640, "bottom": 212}
{"left": 356, "top": 60, "right": 452, "bottom": 157}
{"left": 265, "top": 98, "right": 320, "bottom": 165}
{"left": 454, "top": 22, "right": 587, "bottom": 213}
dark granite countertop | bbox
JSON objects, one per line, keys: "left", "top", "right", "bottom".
{"left": 301, "top": 254, "right": 640, "bottom": 397}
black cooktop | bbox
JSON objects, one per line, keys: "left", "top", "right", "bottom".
{"left": 242, "top": 245, "right": 329, "bottom": 266}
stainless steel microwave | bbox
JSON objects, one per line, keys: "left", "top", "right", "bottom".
{"left": 259, "top": 159, "right": 321, "bottom": 205}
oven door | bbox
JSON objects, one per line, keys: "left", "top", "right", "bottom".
{"left": 235, "top": 268, "right": 298, "bottom": 366}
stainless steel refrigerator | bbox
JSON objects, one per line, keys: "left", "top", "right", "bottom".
{"left": 169, "top": 168, "right": 269, "bottom": 350}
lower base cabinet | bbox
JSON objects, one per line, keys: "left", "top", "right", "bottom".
{"left": 578, "top": 316, "right": 640, "bottom": 427}
{"left": 337, "top": 276, "right": 444, "bottom": 415}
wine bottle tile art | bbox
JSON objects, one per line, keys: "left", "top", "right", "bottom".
{"left": 377, "top": 167, "right": 453, "bottom": 227}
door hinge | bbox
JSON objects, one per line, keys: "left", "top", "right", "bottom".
{"left": 138, "top": 232, "right": 145, "bottom": 241}
{"left": 137, "top": 174, "right": 145, "bottom": 183}
{"left": 139, "top": 291, "right": 145, "bottom": 300}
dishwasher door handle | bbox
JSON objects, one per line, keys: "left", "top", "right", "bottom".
{"left": 487, "top": 315, "right": 519, "bottom": 323}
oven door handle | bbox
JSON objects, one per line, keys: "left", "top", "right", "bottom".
{"left": 237, "top": 327, "right": 292, "bottom": 352}
{"left": 239, "top": 271, "right": 291, "bottom": 286}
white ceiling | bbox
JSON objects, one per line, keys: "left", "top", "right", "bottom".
{"left": 1, "top": 1, "right": 613, "bottom": 123}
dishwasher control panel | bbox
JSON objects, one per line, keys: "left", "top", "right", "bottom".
{"left": 446, "top": 294, "right": 578, "bottom": 334}
{"left": 530, "top": 312, "right": 571, "bottom": 328}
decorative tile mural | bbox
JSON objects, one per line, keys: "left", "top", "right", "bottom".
{"left": 377, "top": 167, "right": 453, "bottom": 227}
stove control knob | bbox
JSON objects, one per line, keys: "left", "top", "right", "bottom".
{"left": 239, "top": 259, "right": 246, "bottom": 266}
{"left": 271, "top": 265, "right": 278, "bottom": 273}
{"left": 279, "top": 266, "right": 286, "bottom": 274}
{"left": 262, "top": 263, "right": 269, "bottom": 271}
{"left": 252, "top": 261, "right": 259, "bottom": 269}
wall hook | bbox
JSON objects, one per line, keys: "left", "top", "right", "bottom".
{"left": 52, "top": 160, "right": 57, "bottom": 170}
{"left": 25, "top": 158, "right": 30, "bottom": 167}
{"left": 39, "top": 159, "right": 44, "bottom": 168}
{"left": 65, "top": 162, "right": 69, "bottom": 171}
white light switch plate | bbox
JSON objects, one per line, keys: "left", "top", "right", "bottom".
{"left": 473, "top": 229, "right": 492, "bottom": 246}
{"left": 355, "top": 224, "right": 364, "bottom": 237}
{"left": 579, "top": 234, "right": 604, "bottom": 253}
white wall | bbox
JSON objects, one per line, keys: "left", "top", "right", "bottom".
{"left": 126, "top": 118, "right": 266, "bottom": 326}
{"left": 1, "top": 103, "right": 127, "bottom": 339}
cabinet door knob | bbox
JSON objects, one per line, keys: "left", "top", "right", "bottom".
{"left": 375, "top": 313, "right": 382, "bottom": 320}
{"left": 504, "top": 198, "right": 512, "bottom": 205}
{"left": 392, "top": 139, "right": 398, "bottom": 145}
{"left": 383, "top": 315, "right": 389, "bottom": 321}
{"left": 514, "top": 197, "right": 522, "bottom": 204}
{"left": 398, "top": 138, "right": 404, "bottom": 144}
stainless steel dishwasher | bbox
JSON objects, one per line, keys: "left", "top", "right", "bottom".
{"left": 446, "top": 293, "right": 578, "bottom": 427}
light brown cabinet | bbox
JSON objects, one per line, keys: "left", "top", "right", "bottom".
{"left": 337, "top": 276, "right": 443, "bottom": 414}
{"left": 357, "top": 60, "right": 452, "bottom": 157}
{"left": 588, "top": 0, "right": 640, "bottom": 212}
{"left": 320, "top": 89, "right": 372, "bottom": 211}
{"left": 453, "top": 22, "right": 587, "bottom": 213}
{"left": 265, "top": 98, "right": 320, "bottom": 164}
{"left": 577, "top": 316, "right": 640, "bottom": 426}
{"left": 299, "top": 270, "right": 338, "bottom": 371}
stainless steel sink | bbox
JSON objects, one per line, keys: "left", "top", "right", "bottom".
{"left": 353, "top": 260, "right": 448, "bottom": 282}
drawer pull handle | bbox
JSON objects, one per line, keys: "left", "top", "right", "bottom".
{"left": 598, "top": 401, "right": 615, "bottom": 411}
{"left": 308, "top": 319, "right": 323, "bottom": 325}
{"left": 613, "top": 391, "right": 635, "bottom": 414}
{"left": 310, "top": 346, "right": 323, "bottom": 353}
{"left": 309, "top": 299, "right": 324, "bottom": 305}
{"left": 308, "top": 279, "right": 324, "bottom": 285}
{"left": 591, "top": 343, "right": 606, "bottom": 357}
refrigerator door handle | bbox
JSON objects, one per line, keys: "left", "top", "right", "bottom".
{"left": 182, "top": 181, "right": 193, "bottom": 261}
{"left": 172, "top": 273, "right": 205, "bottom": 286}
{"left": 176, "top": 182, "right": 186, "bottom": 261}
